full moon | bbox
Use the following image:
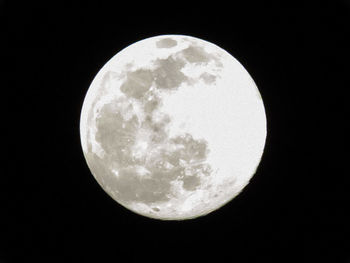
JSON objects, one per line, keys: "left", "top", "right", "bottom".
{"left": 80, "top": 35, "right": 267, "bottom": 220}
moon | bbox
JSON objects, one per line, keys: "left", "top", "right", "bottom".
{"left": 80, "top": 35, "right": 267, "bottom": 220}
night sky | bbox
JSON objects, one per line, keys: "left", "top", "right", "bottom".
{"left": 2, "top": 1, "right": 348, "bottom": 262}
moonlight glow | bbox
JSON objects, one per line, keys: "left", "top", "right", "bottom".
{"left": 80, "top": 35, "right": 267, "bottom": 220}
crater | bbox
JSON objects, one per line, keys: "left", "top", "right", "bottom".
{"left": 200, "top": 72, "right": 217, "bottom": 84}
{"left": 156, "top": 38, "right": 177, "bottom": 49}
{"left": 153, "top": 56, "right": 188, "bottom": 90}
{"left": 181, "top": 45, "right": 211, "bottom": 64}
{"left": 120, "top": 69, "right": 154, "bottom": 99}
{"left": 183, "top": 175, "right": 201, "bottom": 191}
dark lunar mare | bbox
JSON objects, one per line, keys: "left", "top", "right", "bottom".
{"left": 85, "top": 43, "right": 219, "bottom": 206}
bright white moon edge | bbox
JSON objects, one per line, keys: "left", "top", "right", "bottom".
{"left": 80, "top": 35, "right": 267, "bottom": 220}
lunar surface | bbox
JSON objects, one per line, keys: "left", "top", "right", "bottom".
{"left": 80, "top": 35, "right": 267, "bottom": 220}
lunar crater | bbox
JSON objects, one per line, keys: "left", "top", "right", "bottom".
{"left": 156, "top": 38, "right": 178, "bottom": 49}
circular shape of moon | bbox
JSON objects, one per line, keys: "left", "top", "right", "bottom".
{"left": 80, "top": 35, "right": 267, "bottom": 220}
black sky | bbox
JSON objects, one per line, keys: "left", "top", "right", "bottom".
{"left": 1, "top": 1, "right": 348, "bottom": 262}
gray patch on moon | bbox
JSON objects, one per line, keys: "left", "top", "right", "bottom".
{"left": 182, "top": 45, "right": 212, "bottom": 63}
{"left": 143, "top": 93, "right": 161, "bottom": 114}
{"left": 156, "top": 38, "right": 177, "bottom": 48}
{"left": 180, "top": 44, "right": 223, "bottom": 68}
{"left": 95, "top": 101, "right": 138, "bottom": 165}
{"left": 182, "top": 175, "right": 201, "bottom": 191}
{"left": 86, "top": 71, "right": 121, "bottom": 153}
{"left": 119, "top": 44, "right": 223, "bottom": 94}
{"left": 200, "top": 72, "right": 217, "bottom": 84}
{"left": 120, "top": 69, "right": 154, "bottom": 99}
{"left": 85, "top": 42, "right": 226, "bottom": 206}
{"left": 89, "top": 91, "right": 212, "bottom": 205}
{"left": 153, "top": 56, "right": 188, "bottom": 90}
